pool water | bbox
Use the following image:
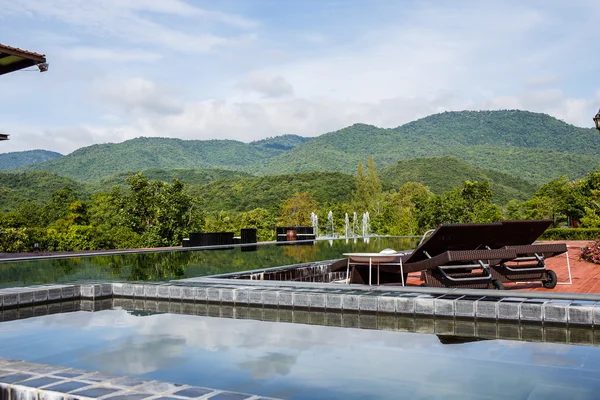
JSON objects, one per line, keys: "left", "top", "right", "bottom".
{"left": 0, "top": 237, "right": 417, "bottom": 288}
{"left": 0, "top": 310, "right": 599, "bottom": 399}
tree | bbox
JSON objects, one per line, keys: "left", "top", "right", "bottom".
{"left": 354, "top": 157, "right": 382, "bottom": 213}
{"left": 279, "top": 191, "right": 318, "bottom": 226}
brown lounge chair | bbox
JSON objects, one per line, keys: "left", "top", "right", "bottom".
{"left": 345, "top": 220, "right": 565, "bottom": 290}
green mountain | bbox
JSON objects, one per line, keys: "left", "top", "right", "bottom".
{"left": 380, "top": 156, "right": 538, "bottom": 204}
{"left": 91, "top": 168, "right": 253, "bottom": 192}
{"left": 0, "top": 171, "right": 86, "bottom": 212}
{"left": 21, "top": 110, "right": 600, "bottom": 185}
{"left": 24, "top": 137, "right": 282, "bottom": 182}
{"left": 253, "top": 110, "right": 600, "bottom": 184}
{"left": 190, "top": 171, "right": 356, "bottom": 212}
{"left": 0, "top": 150, "right": 62, "bottom": 171}
{"left": 250, "top": 134, "right": 311, "bottom": 151}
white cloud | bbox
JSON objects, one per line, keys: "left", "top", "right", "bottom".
{"left": 237, "top": 72, "right": 294, "bottom": 98}
{"left": 1, "top": 0, "right": 600, "bottom": 154}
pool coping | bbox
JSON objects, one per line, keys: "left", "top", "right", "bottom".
{"left": 1, "top": 280, "right": 600, "bottom": 326}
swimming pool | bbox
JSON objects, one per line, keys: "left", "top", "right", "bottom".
{"left": 0, "top": 238, "right": 418, "bottom": 288}
{"left": 0, "top": 308, "right": 599, "bottom": 399}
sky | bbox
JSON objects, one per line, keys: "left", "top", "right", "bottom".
{"left": 1, "top": 0, "right": 600, "bottom": 155}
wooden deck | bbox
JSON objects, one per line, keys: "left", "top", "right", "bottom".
{"left": 404, "top": 240, "right": 600, "bottom": 293}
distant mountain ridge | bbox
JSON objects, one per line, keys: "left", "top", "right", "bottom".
{"left": 379, "top": 156, "right": 537, "bottom": 204}
{"left": 0, "top": 150, "right": 62, "bottom": 171}
{"left": 10, "top": 110, "right": 600, "bottom": 184}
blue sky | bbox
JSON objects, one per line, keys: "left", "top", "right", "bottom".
{"left": 1, "top": 0, "right": 599, "bottom": 154}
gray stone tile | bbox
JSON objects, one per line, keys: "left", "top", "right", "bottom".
{"left": 61, "top": 286, "right": 76, "bottom": 300}
{"left": 33, "top": 289, "right": 49, "bottom": 303}
{"left": 433, "top": 298, "right": 456, "bottom": 317}
{"left": 520, "top": 299, "right": 549, "bottom": 322}
{"left": 455, "top": 296, "right": 483, "bottom": 318}
{"left": 277, "top": 292, "right": 292, "bottom": 308}
{"left": 173, "top": 387, "right": 214, "bottom": 398}
{"left": 180, "top": 287, "right": 194, "bottom": 302}
{"left": 124, "top": 284, "right": 136, "bottom": 297}
{"left": 206, "top": 287, "right": 221, "bottom": 303}
{"left": 293, "top": 293, "right": 310, "bottom": 309}
{"left": 342, "top": 295, "right": 359, "bottom": 311}
{"left": 232, "top": 289, "right": 248, "bottom": 305}
{"left": 497, "top": 298, "right": 525, "bottom": 321}
{"left": 101, "top": 284, "right": 113, "bottom": 297}
{"left": 208, "top": 391, "right": 252, "bottom": 400}
{"left": 309, "top": 293, "right": 326, "bottom": 310}
{"left": 16, "top": 290, "right": 34, "bottom": 305}
{"left": 358, "top": 296, "right": 378, "bottom": 313}
{"left": 544, "top": 300, "right": 571, "bottom": 324}
{"left": 19, "top": 376, "right": 62, "bottom": 388}
{"left": 133, "top": 285, "right": 145, "bottom": 298}
{"left": 80, "top": 285, "right": 94, "bottom": 298}
{"left": 3, "top": 293, "right": 17, "bottom": 308}
{"left": 594, "top": 304, "right": 600, "bottom": 326}
{"left": 0, "top": 373, "right": 34, "bottom": 383}
{"left": 568, "top": 301, "right": 596, "bottom": 325}
{"left": 221, "top": 288, "right": 234, "bottom": 304}
{"left": 475, "top": 297, "right": 500, "bottom": 320}
{"left": 53, "top": 370, "right": 87, "bottom": 379}
{"left": 157, "top": 286, "right": 170, "bottom": 299}
{"left": 192, "top": 287, "right": 206, "bottom": 302}
{"left": 325, "top": 294, "right": 342, "bottom": 310}
{"left": 247, "top": 290, "right": 263, "bottom": 305}
{"left": 262, "top": 291, "right": 278, "bottom": 306}
{"left": 48, "top": 288, "right": 62, "bottom": 301}
{"left": 396, "top": 296, "right": 415, "bottom": 315}
{"left": 169, "top": 286, "right": 182, "bottom": 300}
{"left": 377, "top": 296, "right": 396, "bottom": 314}
{"left": 414, "top": 296, "right": 434, "bottom": 315}
{"left": 71, "top": 387, "right": 121, "bottom": 398}
{"left": 44, "top": 380, "right": 91, "bottom": 393}
{"left": 112, "top": 283, "right": 123, "bottom": 296}
{"left": 142, "top": 285, "right": 157, "bottom": 299}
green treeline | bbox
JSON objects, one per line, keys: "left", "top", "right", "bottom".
{"left": 3, "top": 156, "right": 600, "bottom": 253}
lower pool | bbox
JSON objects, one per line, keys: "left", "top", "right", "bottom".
{"left": 0, "top": 310, "right": 599, "bottom": 399}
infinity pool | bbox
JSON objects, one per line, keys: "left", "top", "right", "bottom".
{"left": 0, "top": 310, "right": 599, "bottom": 399}
{"left": 0, "top": 237, "right": 417, "bottom": 288}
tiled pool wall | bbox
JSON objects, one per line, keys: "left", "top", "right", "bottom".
{"left": 1, "top": 280, "right": 600, "bottom": 327}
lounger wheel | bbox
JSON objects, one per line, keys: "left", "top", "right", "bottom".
{"left": 542, "top": 270, "right": 557, "bottom": 289}
{"left": 492, "top": 279, "right": 504, "bottom": 290}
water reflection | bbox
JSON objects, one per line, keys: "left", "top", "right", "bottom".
{"left": 0, "top": 237, "right": 418, "bottom": 287}
{"left": 0, "top": 310, "right": 599, "bottom": 399}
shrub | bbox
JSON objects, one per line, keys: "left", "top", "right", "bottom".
{"left": 582, "top": 239, "right": 600, "bottom": 264}
{"left": 540, "top": 228, "right": 600, "bottom": 241}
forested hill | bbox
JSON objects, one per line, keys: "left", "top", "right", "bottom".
{"left": 22, "top": 137, "right": 281, "bottom": 182}
{"left": 250, "top": 134, "right": 311, "bottom": 150}
{"left": 16, "top": 110, "right": 600, "bottom": 184}
{"left": 0, "top": 150, "right": 62, "bottom": 171}
{"left": 91, "top": 168, "right": 253, "bottom": 192}
{"left": 380, "top": 156, "right": 537, "bottom": 204}
{"left": 253, "top": 110, "right": 600, "bottom": 184}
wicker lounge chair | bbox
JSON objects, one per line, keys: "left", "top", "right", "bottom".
{"left": 345, "top": 220, "right": 564, "bottom": 289}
